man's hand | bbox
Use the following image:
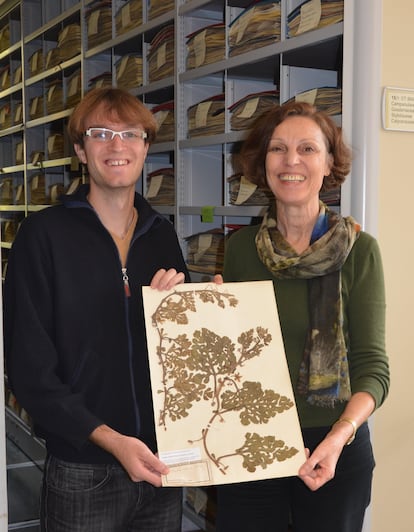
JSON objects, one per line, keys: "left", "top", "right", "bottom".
{"left": 150, "top": 268, "right": 185, "bottom": 290}
{"left": 90, "top": 425, "right": 168, "bottom": 487}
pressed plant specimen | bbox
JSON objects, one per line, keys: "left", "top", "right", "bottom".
{"left": 150, "top": 285, "right": 299, "bottom": 475}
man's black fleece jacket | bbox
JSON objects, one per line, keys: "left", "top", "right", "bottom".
{"left": 4, "top": 185, "right": 190, "bottom": 463}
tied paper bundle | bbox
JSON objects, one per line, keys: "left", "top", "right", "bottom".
{"left": 147, "top": 25, "right": 175, "bottom": 82}
{"left": 185, "top": 228, "right": 225, "bottom": 275}
{"left": 57, "top": 23, "right": 82, "bottom": 63}
{"left": 46, "top": 79, "right": 64, "bottom": 115}
{"left": 47, "top": 133, "right": 65, "bottom": 160}
{"left": 30, "top": 173, "right": 64, "bottom": 205}
{"left": 287, "top": 0, "right": 344, "bottom": 38}
{"left": 229, "top": 0, "right": 281, "bottom": 57}
{"left": 29, "top": 96, "right": 44, "bottom": 120}
{"left": 66, "top": 69, "right": 82, "bottom": 109}
{"left": 148, "top": 0, "right": 174, "bottom": 20}
{"left": 115, "top": 0, "right": 142, "bottom": 36}
{"left": 15, "top": 141, "right": 24, "bottom": 165}
{"left": 13, "top": 102, "right": 23, "bottom": 125}
{"left": 29, "top": 174, "right": 47, "bottom": 205}
{"left": 65, "top": 177, "right": 85, "bottom": 196}
{"left": 44, "top": 47, "right": 60, "bottom": 70}
{"left": 187, "top": 93, "right": 225, "bottom": 137}
{"left": 0, "top": 23, "right": 10, "bottom": 52}
{"left": 229, "top": 90, "right": 279, "bottom": 131}
{"left": 228, "top": 173, "right": 274, "bottom": 206}
{"left": 0, "top": 178, "right": 13, "bottom": 205}
{"left": 13, "top": 64, "right": 22, "bottom": 84}
{"left": 116, "top": 55, "right": 143, "bottom": 90}
{"left": 28, "top": 49, "right": 43, "bottom": 77}
{"left": 15, "top": 183, "right": 25, "bottom": 206}
{"left": 0, "top": 64, "right": 10, "bottom": 90}
{"left": 286, "top": 86, "right": 342, "bottom": 116}
{"left": 145, "top": 167, "right": 175, "bottom": 206}
{"left": 0, "top": 102, "right": 11, "bottom": 130}
{"left": 2, "top": 218, "right": 19, "bottom": 242}
{"left": 86, "top": 1, "right": 113, "bottom": 49}
{"left": 186, "top": 23, "right": 225, "bottom": 70}
{"left": 88, "top": 72, "right": 113, "bottom": 90}
{"left": 152, "top": 101, "right": 175, "bottom": 142}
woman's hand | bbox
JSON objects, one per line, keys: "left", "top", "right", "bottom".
{"left": 299, "top": 392, "right": 375, "bottom": 490}
{"left": 298, "top": 432, "right": 345, "bottom": 491}
{"left": 150, "top": 268, "right": 185, "bottom": 290}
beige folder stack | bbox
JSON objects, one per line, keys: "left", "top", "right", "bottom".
{"left": 30, "top": 173, "right": 64, "bottom": 205}
{"left": 46, "top": 79, "right": 64, "bottom": 115}
{"left": 287, "top": 0, "right": 344, "bottom": 38}
{"left": 187, "top": 94, "right": 225, "bottom": 137}
{"left": 228, "top": 173, "right": 274, "bottom": 206}
{"left": 57, "top": 23, "right": 82, "bottom": 62}
{"left": 0, "top": 23, "right": 9, "bottom": 52}
{"left": 29, "top": 96, "right": 44, "bottom": 120}
{"left": 145, "top": 167, "right": 175, "bottom": 205}
{"left": 286, "top": 86, "right": 342, "bottom": 115}
{"left": 229, "top": 1, "right": 281, "bottom": 57}
{"left": 185, "top": 228, "right": 225, "bottom": 275}
{"left": 229, "top": 90, "right": 279, "bottom": 131}
{"left": 116, "top": 54, "right": 143, "bottom": 90}
{"left": 66, "top": 68, "right": 82, "bottom": 109}
{"left": 29, "top": 174, "right": 47, "bottom": 205}
{"left": 28, "top": 49, "right": 43, "bottom": 77}
{"left": 0, "top": 64, "right": 10, "bottom": 90}
{"left": 148, "top": 0, "right": 174, "bottom": 20}
{"left": 47, "top": 133, "right": 65, "bottom": 160}
{"left": 2, "top": 218, "right": 19, "bottom": 242}
{"left": 147, "top": 25, "right": 175, "bottom": 82}
{"left": 152, "top": 101, "right": 175, "bottom": 142}
{"left": 115, "top": 0, "right": 142, "bottom": 36}
{"left": 0, "top": 102, "right": 11, "bottom": 130}
{"left": 15, "top": 141, "right": 24, "bottom": 165}
{"left": 88, "top": 72, "right": 113, "bottom": 90}
{"left": 186, "top": 23, "right": 225, "bottom": 70}
{"left": 13, "top": 102, "right": 23, "bottom": 125}
{"left": 86, "top": 1, "right": 113, "bottom": 49}
{"left": 0, "top": 178, "right": 13, "bottom": 205}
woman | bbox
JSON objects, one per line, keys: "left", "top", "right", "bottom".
{"left": 215, "top": 101, "right": 389, "bottom": 532}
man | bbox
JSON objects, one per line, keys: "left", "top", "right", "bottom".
{"left": 4, "top": 88, "right": 189, "bottom": 531}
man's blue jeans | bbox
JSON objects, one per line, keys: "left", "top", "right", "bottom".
{"left": 40, "top": 455, "right": 182, "bottom": 531}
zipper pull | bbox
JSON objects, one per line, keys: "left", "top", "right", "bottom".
{"left": 122, "top": 267, "right": 131, "bottom": 297}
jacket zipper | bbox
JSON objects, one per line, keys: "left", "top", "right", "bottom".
{"left": 121, "top": 265, "right": 140, "bottom": 434}
{"left": 122, "top": 267, "right": 131, "bottom": 297}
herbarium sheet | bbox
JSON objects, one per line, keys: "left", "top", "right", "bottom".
{"left": 142, "top": 280, "right": 306, "bottom": 486}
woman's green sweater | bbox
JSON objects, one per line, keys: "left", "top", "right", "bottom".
{"left": 223, "top": 224, "right": 390, "bottom": 428}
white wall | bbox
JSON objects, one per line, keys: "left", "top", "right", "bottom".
{"left": 371, "top": 1, "right": 414, "bottom": 530}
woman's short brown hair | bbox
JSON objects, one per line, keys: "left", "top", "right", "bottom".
{"left": 67, "top": 87, "right": 158, "bottom": 147}
{"left": 239, "top": 101, "right": 352, "bottom": 191}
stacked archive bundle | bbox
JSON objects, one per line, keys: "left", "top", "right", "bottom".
{"left": 187, "top": 94, "right": 225, "bottom": 137}
{"left": 186, "top": 23, "right": 225, "bottom": 69}
{"left": 287, "top": 0, "right": 344, "bottom": 38}
{"left": 145, "top": 168, "right": 175, "bottom": 206}
{"left": 229, "top": 90, "right": 279, "bottom": 131}
{"left": 229, "top": 1, "right": 281, "bottom": 57}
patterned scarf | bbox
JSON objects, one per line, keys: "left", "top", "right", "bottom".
{"left": 255, "top": 202, "right": 360, "bottom": 407}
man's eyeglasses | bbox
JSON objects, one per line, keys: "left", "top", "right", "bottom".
{"left": 84, "top": 128, "right": 148, "bottom": 142}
